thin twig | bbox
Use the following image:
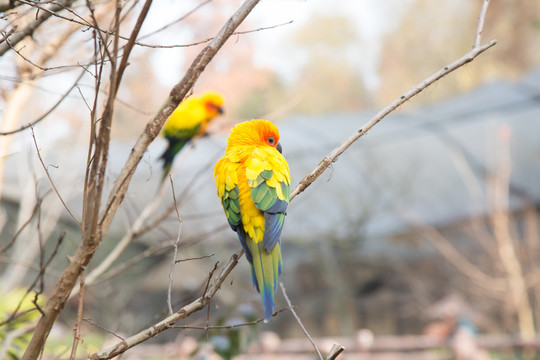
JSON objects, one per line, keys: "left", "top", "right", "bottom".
{"left": 474, "top": 0, "right": 491, "bottom": 48}
{"left": 30, "top": 127, "right": 80, "bottom": 224}
{"left": 35, "top": 192, "right": 45, "bottom": 295}
{"left": 0, "top": 26, "right": 16, "bottom": 44}
{"left": 21, "top": 0, "right": 119, "bottom": 355}
{"left": 89, "top": 250, "right": 242, "bottom": 360}
{"left": 205, "top": 298, "right": 211, "bottom": 341}
{"left": 0, "top": 0, "right": 77, "bottom": 56}
{"left": 137, "top": 0, "right": 212, "bottom": 41}
{"left": 289, "top": 2, "right": 495, "bottom": 200}
{"left": 28, "top": 1, "right": 497, "bottom": 358}
{"left": 0, "top": 69, "right": 86, "bottom": 136}
{"left": 326, "top": 344, "right": 346, "bottom": 360}
{"left": 83, "top": 318, "right": 125, "bottom": 341}
{"left": 279, "top": 281, "right": 324, "bottom": 360}
{"left": 69, "top": 267, "right": 85, "bottom": 360}
{"left": 0, "top": 231, "right": 65, "bottom": 328}
{"left": 202, "top": 261, "right": 220, "bottom": 299}
{"left": 134, "top": 21, "right": 294, "bottom": 49}
{"left": 70, "top": 148, "right": 191, "bottom": 295}
{"left": 92, "top": 242, "right": 174, "bottom": 283}
{"left": 113, "top": 0, "right": 153, "bottom": 93}
{"left": 234, "top": 20, "right": 293, "bottom": 36}
{"left": 176, "top": 254, "right": 214, "bottom": 263}
{"left": 290, "top": 39, "right": 496, "bottom": 201}
{"left": 99, "top": 0, "right": 262, "bottom": 235}
{"left": 170, "top": 307, "right": 290, "bottom": 330}
{"left": 167, "top": 175, "right": 183, "bottom": 315}
{"left": 137, "top": 150, "right": 221, "bottom": 236}
{"left": 402, "top": 211, "right": 507, "bottom": 292}
{"left": 0, "top": 200, "right": 40, "bottom": 254}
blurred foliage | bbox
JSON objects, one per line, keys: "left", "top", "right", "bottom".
{"left": 194, "top": 307, "right": 259, "bottom": 360}
{"left": 233, "top": 75, "right": 287, "bottom": 120}
{"left": 377, "top": 0, "right": 540, "bottom": 105}
{"left": 287, "top": 15, "right": 374, "bottom": 113}
{"left": 0, "top": 288, "right": 44, "bottom": 359}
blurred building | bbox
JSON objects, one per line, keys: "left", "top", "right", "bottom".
{"left": 2, "top": 67, "right": 540, "bottom": 339}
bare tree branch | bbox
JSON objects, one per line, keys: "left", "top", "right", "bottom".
{"left": 170, "top": 307, "right": 290, "bottom": 330}
{"left": 0, "top": 231, "right": 65, "bottom": 328}
{"left": 98, "top": 0, "right": 263, "bottom": 233}
{"left": 21, "top": 1, "right": 263, "bottom": 358}
{"left": 0, "top": 200, "right": 39, "bottom": 254}
{"left": 30, "top": 128, "right": 80, "bottom": 224}
{"left": 280, "top": 281, "right": 324, "bottom": 360}
{"left": 0, "top": 69, "right": 86, "bottom": 136}
{"left": 0, "top": 27, "right": 17, "bottom": 44}
{"left": 21, "top": 0, "right": 123, "bottom": 355}
{"left": 491, "top": 125, "right": 535, "bottom": 337}
{"left": 404, "top": 211, "right": 507, "bottom": 292}
{"left": 83, "top": 318, "right": 125, "bottom": 341}
{"left": 134, "top": 21, "right": 294, "bottom": 49}
{"left": 69, "top": 267, "right": 85, "bottom": 360}
{"left": 91, "top": 4, "right": 496, "bottom": 358}
{"left": 474, "top": 0, "right": 491, "bottom": 48}
{"left": 290, "top": 39, "right": 496, "bottom": 201}
{"left": 113, "top": 0, "right": 153, "bottom": 93}
{"left": 0, "top": 0, "right": 77, "bottom": 56}
{"left": 12, "top": 1, "right": 497, "bottom": 358}
{"left": 89, "top": 250, "right": 243, "bottom": 360}
{"left": 167, "top": 175, "right": 183, "bottom": 315}
{"left": 326, "top": 344, "right": 346, "bottom": 360}
{"left": 137, "top": 0, "right": 212, "bottom": 42}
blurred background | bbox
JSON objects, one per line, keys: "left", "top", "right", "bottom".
{"left": 1, "top": 0, "right": 540, "bottom": 358}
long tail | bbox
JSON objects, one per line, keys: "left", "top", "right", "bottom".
{"left": 247, "top": 241, "right": 282, "bottom": 322}
{"left": 159, "top": 137, "right": 188, "bottom": 181}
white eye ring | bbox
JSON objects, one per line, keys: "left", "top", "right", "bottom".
{"left": 267, "top": 137, "right": 275, "bottom": 145}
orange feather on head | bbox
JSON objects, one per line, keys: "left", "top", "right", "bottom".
{"left": 225, "top": 119, "right": 281, "bottom": 152}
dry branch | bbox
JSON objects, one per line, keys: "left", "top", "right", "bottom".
{"left": 0, "top": 70, "right": 86, "bottom": 136}
{"left": 98, "top": 0, "right": 262, "bottom": 233}
{"left": 491, "top": 127, "right": 535, "bottom": 337}
{"left": 280, "top": 281, "right": 324, "bottom": 359}
{"left": 326, "top": 344, "right": 346, "bottom": 360}
{"left": 167, "top": 176, "right": 183, "bottom": 315}
{"left": 31, "top": 128, "right": 80, "bottom": 224}
{"left": 21, "top": 1, "right": 262, "bottom": 358}
{"left": 89, "top": 7, "right": 498, "bottom": 359}
{"left": 89, "top": 250, "right": 242, "bottom": 360}
{"left": 290, "top": 39, "right": 496, "bottom": 201}
{"left": 0, "top": 0, "right": 77, "bottom": 56}
{"left": 9, "top": 0, "right": 496, "bottom": 358}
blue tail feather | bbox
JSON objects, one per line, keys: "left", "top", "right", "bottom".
{"left": 262, "top": 282, "right": 275, "bottom": 322}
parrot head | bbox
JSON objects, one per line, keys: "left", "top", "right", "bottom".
{"left": 200, "top": 91, "right": 225, "bottom": 117}
{"left": 226, "top": 119, "right": 282, "bottom": 153}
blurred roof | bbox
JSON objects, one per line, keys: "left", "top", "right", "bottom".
{"left": 3, "top": 68, "right": 540, "bottom": 255}
{"left": 173, "top": 67, "right": 540, "bottom": 252}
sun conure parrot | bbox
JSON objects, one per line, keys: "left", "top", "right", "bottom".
{"left": 160, "top": 91, "right": 225, "bottom": 180}
{"left": 214, "top": 119, "right": 291, "bottom": 322}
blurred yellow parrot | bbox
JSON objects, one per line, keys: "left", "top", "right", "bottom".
{"left": 160, "top": 91, "right": 224, "bottom": 180}
{"left": 214, "top": 119, "right": 291, "bottom": 322}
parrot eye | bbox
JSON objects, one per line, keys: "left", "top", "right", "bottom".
{"left": 267, "top": 136, "right": 275, "bottom": 145}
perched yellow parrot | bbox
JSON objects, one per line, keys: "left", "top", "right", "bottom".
{"left": 214, "top": 119, "right": 291, "bottom": 322}
{"left": 160, "top": 91, "right": 225, "bottom": 180}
